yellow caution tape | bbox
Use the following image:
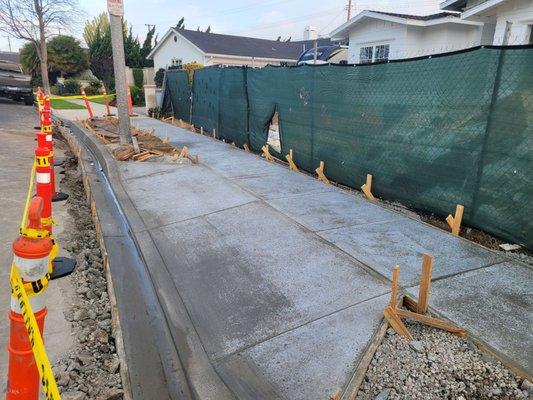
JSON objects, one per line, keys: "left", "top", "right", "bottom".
{"left": 20, "top": 161, "right": 37, "bottom": 232}
{"left": 10, "top": 264, "right": 61, "bottom": 400}
{"left": 49, "top": 93, "right": 116, "bottom": 101}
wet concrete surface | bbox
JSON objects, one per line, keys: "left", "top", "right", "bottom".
{"left": 129, "top": 117, "right": 532, "bottom": 382}
{"left": 58, "top": 113, "right": 532, "bottom": 397}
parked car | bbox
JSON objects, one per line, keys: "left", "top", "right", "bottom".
{"left": 297, "top": 45, "right": 348, "bottom": 65}
{"left": 0, "top": 60, "right": 33, "bottom": 105}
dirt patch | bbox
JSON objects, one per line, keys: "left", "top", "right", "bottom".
{"left": 357, "top": 322, "right": 530, "bottom": 400}
{"left": 52, "top": 142, "right": 124, "bottom": 400}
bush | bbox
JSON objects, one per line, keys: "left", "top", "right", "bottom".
{"left": 61, "top": 78, "right": 81, "bottom": 95}
{"left": 154, "top": 68, "right": 165, "bottom": 87}
{"left": 30, "top": 74, "right": 43, "bottom": 89}
{"left": 148, "top": 106, "right": 170, "bottom": 119}
{"left": 129, "top": 85, "right": 145, "bottom": 106}
{"left": 50, "top": 85, "right": 60, "bottom": 96}
{"left": 132, "top": 68, "right": 144, "bottom": 88}
{"left": 83, "top": 82, "right": 100, "bottom": 95}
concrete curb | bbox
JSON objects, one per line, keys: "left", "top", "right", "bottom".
{"left": 55, "top": 119, "right": 195, "bottom": 400}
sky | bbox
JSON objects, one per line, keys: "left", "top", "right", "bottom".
{"left": 0, "top": 0, "right": 442, "bottom": 52}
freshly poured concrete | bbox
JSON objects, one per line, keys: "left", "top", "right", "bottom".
{"left": 66, "top": 114, "right": 532, "bottom": 396}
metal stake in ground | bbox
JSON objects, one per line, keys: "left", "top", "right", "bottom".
{"left": 108, "top": 0, "right": 132, "bottom": 145}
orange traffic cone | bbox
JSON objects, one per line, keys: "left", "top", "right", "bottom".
{"left": 6, "top": 197, "right": 53, "bottom": 400}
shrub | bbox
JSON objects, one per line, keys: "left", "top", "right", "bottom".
{"left": 148, "top": 106, "right": 170, "bottom": 119}
{"left": 50, "top": 85, "right": 60, "bottom": 95}
{"left": 83, "top": 82, "right": 101, "bottom": 95}
{"left": 154, "top": 68, "right": 165, "bottom": 87}
{"left": 129, "top": 85, "right": 145, "bottom": 106}
{"left": 132, "top": 68, "right": 144, "bottom": 88}
{"left": 61, "top": 78, "right": 81, "bottom": 95}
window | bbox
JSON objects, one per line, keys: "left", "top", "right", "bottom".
{"left": 359, "top": 46, "right": 373, "bottom": 64}
{"left": 359, "top": 44, "right": 390, "bottom": 63}
{"left": 174, "top": 35, "right": 177, "bottom": 42}
{"left": 374, "top": 45, "right": 390, "bottom": 62}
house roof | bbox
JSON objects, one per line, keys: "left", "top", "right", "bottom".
{"left": 148, "top": 28, "right": 331, "bottom": 61}
{"left": 370, "top": 11, "right": 459, "bottom": 20}
{"left": 330, "top": 9, "right": 481, "bottom": 40}
{"left": 0, "top": 51, "right": 20, "bottom": 64}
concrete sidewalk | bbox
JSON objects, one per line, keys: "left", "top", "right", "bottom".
{"left": 59, "top": 112, "right": 531, "bottom": 398}
{"left": 132, "top": 117, "right": 532, "bottom": 378}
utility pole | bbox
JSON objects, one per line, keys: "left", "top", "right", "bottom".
{"left": 108, "top": 0, "right": 132, "bottom": 145}
{"left": 313, "top": 38, "right": 317, "bottom": 64}
{"left": 347, "top": 0, "right": 353, "bottom": 21}
{"left": 3, "top": 35, "right": 12, "bottom": 52}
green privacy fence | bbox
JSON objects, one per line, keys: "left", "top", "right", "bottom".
{"left": 161, "top": 46, "right": 533, "bottom": 249}
{"left": 161, "top": 69, "right": 191, "bottom": 121}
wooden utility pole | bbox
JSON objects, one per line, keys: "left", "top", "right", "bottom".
{"left": 108, "top": 0, "right": 132, "bottom": 145}
{"left": 313, "top": 39, "right": 317, "bottom": 64}
{"left": 347, "top": 0, "right": 353, "bottom": 21}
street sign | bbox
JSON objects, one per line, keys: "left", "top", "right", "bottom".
{"left": 107, "top": 0, "right": 124, "bottom": 16}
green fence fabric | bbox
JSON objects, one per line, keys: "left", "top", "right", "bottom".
{"left": 161, "top": 69, "right": 191, "bottom": 121}
{"left": 162, "top": 47, "right": 533, "bottom": 249}
{"left": 191, "top": 66, "right": 249, "bottom": 146}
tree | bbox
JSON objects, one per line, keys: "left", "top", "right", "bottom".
{"left": 0, "top": 0, "right": 79, "bottom": 94}
{"left": 175, "top": 17, "right": 185, "bottom": 30}
{"left": 205, "top": 25, "right": 211, "bottom": 33}
{"left": 140, "top": 25, "right": 156, "bottom": 67}
{"left": 124, "top": 26, "right": 142, "bottom": 67}
{"left": 47, "top": 35, "right": 88, "bottom": 78}
{"left": 84, "top": 13, "right": 113, "bottom": 89}
{"left": 20, "top": 42, "right": 40, "bottom": 76}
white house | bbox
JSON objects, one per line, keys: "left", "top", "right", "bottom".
{"left": 441, "top": 0, "right": 533, "bottom": 44}
{"left": 330, "top": 10, "right": 485, "bottom": 63}
{"left": 147, "top": 28, "right": 319, "bottom": 70}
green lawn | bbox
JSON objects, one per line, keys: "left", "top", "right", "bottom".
{"left": 90, "top": 95, "right": 115, "bottom": 105}
{"left": 51, "top": 99, "right": 86, "bottom": 110}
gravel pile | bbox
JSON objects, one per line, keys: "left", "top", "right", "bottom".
{"left": 357, "top": 322, "right": 531, "bottom": 400}
{"left": 52, "top": 149, "right": 124, "bottom": 400}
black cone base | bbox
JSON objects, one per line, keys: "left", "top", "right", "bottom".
{"left": 51, "top": 257, "right": 77, "bottom": 280}
{"left": 52, "top": 192, "right": 69, "bottom": 202}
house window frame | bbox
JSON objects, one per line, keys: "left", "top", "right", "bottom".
{"left": 358, "top": 43, "right": 391, "bottom": 64}
{"left": 359, "top": 46, "right": 374, "bottom": 64}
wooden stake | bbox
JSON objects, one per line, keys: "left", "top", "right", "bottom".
{"left": 262, "top": 145, "right": 274, "bottom": 161}
{"left": 243, "top": 144, "right": 251, "bottom": 153}
{"left": 395, "top": 309, "right": 466, "bottom": 336}
{"left": 361, "top": 173, "right": 377, "bottom": 202}
{"left": 329, "top": 389, "right": 341, "bottom": 400}
{"left": 417, "top": 253, "right": 434, "bottom": 314}
{"left": 212, "top": 128, "right": 216, "bottom": 138}
{"left": 200, "top": 126, "right": 204, "bottom": 135}
{"left": 446, "top": 204, "right": 464, "bottom": 236}
{"left": 286, "top": 149, "right": 299, "bottom": 172}
{"left": 383, "top": 306, "right": 413, "bottom": 340}
{"left": 315, "top": 161, "right": 330, "bottom": 184}
{"left": 389, "top": 265, "right": 400, "bottom": 309}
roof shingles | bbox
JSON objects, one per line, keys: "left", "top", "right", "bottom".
{"left": 175, "top": 29, "right": 328, "bottom": 60}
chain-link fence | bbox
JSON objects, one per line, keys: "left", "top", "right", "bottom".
{"left": 161, "top": 46, "right": 533, "bottom": 249}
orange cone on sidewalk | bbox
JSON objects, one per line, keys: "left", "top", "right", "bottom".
{"left": 39, "top": 96, "right": 68, "bottom": 203}
{"left": 7, "top": 197, "right": 53, "bottom": 400}
{"left": 127, "top": 86, "right": 136, "bottom": 117}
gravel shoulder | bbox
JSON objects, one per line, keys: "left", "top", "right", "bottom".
{"left": 51, "top": 135, "right": 124, "bottom": 400}
{"left": 357, "top": 321, "right": 531, "bottom": 400}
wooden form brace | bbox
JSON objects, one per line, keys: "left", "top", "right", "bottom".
{"left": 243, "top": 144, "right": 251, "bottom": 153}
{"left": 446, "top": 204, "right": 464, "bottom": 236}
{"left": 361, "top": 174, "right": 377, "bottom": 202}
{"left": 382, "top": 254, "right": 465, "bottom": 340}
{"left": 212, "top": 128, "right": 216, "bottom": 138}
{"left": 315, "top": 161, "right": 330, "bottom": 184}
{"left": 285, "top": 149, "right": 299, "bottom": 172}
{"left": 261, "top": 145, "right": 274, "bottom": 161}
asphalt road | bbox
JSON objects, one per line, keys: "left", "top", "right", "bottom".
{"left": 0, "top": 98, "right": 73, "bottom": 395}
